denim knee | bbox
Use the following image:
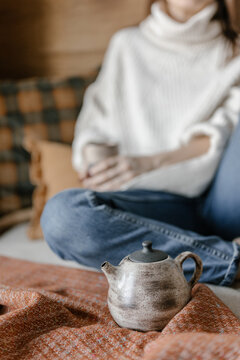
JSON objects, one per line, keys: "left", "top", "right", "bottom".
{"left": 202, "top": 119, "right": 240, "bottom": 239}
{"left": 40, "top": 188, "right": 111, "bottom": 267}
{"left": 40, "top": 188, "right": 89, "bottom": 259}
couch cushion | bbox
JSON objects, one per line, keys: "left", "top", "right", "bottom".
{"left": 0, "top": 75, "right": 95, "bottom": 216}
{"left": 25, "top": 140, "right": 82, "bottom": 239}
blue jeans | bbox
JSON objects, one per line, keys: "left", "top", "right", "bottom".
{"left": 41, "top": 121, "right": 240, "bottom": 286}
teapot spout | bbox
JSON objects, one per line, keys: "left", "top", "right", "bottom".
{"left": 101, "top": 261, "right": 118, "bottom": 285}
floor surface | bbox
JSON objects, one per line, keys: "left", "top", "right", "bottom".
{"left": 0, "top": 222, "right": 93, "bottom": 270}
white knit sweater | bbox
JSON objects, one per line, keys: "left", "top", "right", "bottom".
{"left": 72, "top": 2, "right": 240, "bottom": 197}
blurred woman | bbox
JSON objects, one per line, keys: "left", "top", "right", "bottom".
{"left": 41, "top": 0, "right": 240, "bottom": 285}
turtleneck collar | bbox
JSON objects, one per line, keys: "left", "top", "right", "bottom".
{"left": 140, "top": 1, "right": 222, "bottom": 47}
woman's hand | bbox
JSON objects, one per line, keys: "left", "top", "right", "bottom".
{"left": 79, "top": 135, "right": 210, "bottom": 191}
{"left": 80, "top": 155, "right": 158, "bottom": 191}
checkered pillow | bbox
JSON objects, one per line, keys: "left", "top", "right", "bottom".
{"left": 0, "top": 75, "right": 95, "bottom": 216}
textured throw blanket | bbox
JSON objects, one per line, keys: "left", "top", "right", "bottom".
{"left": 0, "top": 256, "right": 239, "bottom": 360}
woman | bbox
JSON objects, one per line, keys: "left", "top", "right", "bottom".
{"left": 41, "top": 0, "right": 240, "bottom": 285}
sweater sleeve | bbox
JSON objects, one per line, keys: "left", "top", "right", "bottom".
{"left": 72, "top": 33, "right": 122, "bottom": 172}
{"left": 123, "top": 84, "right": 240, "bottom": 197}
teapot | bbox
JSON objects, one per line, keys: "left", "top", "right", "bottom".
{"left": 102, "top": 241, "right": 202, "bottom": 332}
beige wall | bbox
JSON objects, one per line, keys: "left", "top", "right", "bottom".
{"left": 0, "top": 0, "right": 239, "bottom": 79}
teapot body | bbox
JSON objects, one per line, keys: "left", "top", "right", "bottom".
{"left": 107, "top": 256, "right": 191, "bottom": 332}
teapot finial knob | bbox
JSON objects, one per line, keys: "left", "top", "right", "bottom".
{"left": 142, "top": 241, "right": 153, "bottom": 253}
{"left": 129, "top": 241, "right": 167, "bottom": 262}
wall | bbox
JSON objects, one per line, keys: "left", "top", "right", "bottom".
{"left": 0, "top": 0, "right": 149, "bottom": 79}
{"left": 0, "top": 0, "right": 239, "bottom": 79}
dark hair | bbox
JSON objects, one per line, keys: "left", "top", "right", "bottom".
{"left": 213, "top": 0, "right": 239, "bottom": 47}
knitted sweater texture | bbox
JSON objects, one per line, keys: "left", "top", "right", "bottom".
{"left": 72, "top": 2, "right": 240, "bottom": 197}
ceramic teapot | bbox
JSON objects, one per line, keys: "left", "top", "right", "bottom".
{"left": 102, "top": 241, "right": 202, "bottom": 332}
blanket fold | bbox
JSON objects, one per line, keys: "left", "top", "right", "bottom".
{"left": 0, "top": 256, "right": 239, "bottom": 360}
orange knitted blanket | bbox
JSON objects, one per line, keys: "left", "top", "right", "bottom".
{"left": 0, "top": 256, "right": 239, "bottom": 360}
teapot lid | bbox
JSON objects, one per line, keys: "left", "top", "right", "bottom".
{"left": 129, "top": 241, "right": 168, "bottom": 263}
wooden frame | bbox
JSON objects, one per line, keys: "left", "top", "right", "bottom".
{"left": 0, "top": 0, "right": 149, "bottom": 79}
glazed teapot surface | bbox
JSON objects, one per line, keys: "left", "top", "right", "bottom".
{"left": 102, "top": 241, "right": 202, "bottom": 332}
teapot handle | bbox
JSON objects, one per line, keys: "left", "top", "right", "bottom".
{"left": 175, "top": 252, "right": 203, "bottom": 289}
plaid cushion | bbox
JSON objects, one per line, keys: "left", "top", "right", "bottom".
{"left": 0, "top": 75, "right": 95, "bottom": 216}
